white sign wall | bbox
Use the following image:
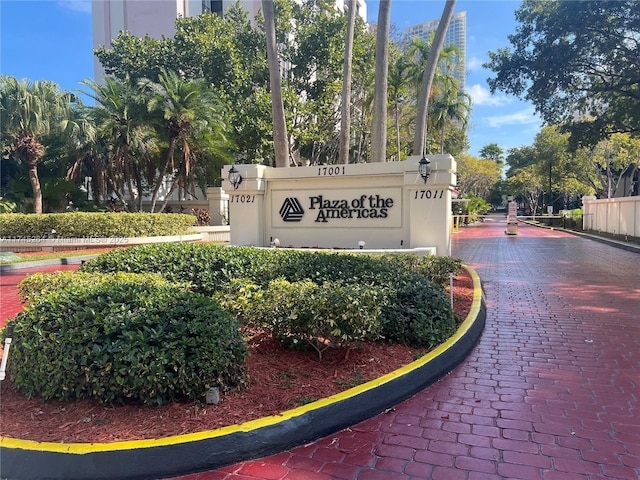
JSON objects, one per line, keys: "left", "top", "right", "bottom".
{"left": 222, "top": 155, "right": 456, "bottom": 256}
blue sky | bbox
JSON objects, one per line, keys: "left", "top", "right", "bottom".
{"left": 0, "top": 0, "right": 541, "bottom": 157}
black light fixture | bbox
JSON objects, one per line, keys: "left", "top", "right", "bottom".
{"left": 418, "top": 156, "right": 431, "bottom": 183}
{"left": 228, "top": 165, "right": 243, "bottom": 190}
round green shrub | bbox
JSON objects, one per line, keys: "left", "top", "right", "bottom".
{"left": 380, "top": 271, "right": 457, "bottom": 348}
{"left": 247, "top": 278, "right": 386, "bottom": 359}
{"left": 8, "top": 282, "right": 247, "bottom": 405}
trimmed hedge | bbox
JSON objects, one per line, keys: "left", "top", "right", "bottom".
{"left": 0, "top": 212, "right": 197, "bottom": 238}
{"left": 377, "top": 253, "right": 463, "bottom": 288}
{"left": 18, "top": 271, "right": 186, "bottom": 305}
{"left": 4, "top": 244, "right": 461, "bottom": 405}
{"left": 84, "top": 244, "right": 459, "bottom": 348}
{"left": 380, "top": 271, "right": 458, "bottom": 348}
{"left": 82, "top": 244, "right": 461, "bottom": 292}
{"left": 8, "top": 281, "right": 247, "bottom": 405}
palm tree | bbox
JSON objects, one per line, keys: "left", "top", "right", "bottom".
{"left": 405, "top": 38, "right": 460, "bottom": 154}
{"left": 338, "top": 0, "right": 358, "bottom": 165}
{"left": 0, "top": 76, "right": 74, "bottom": 213}
{"left": 62, "top": 102, "right": 107, "bottom": 206}
{"left": 413, "top": 0, "right": 457, "bottom": 156}
{"left": 262, "top": 0, "right": 290, "bottom": 167}
{"left": 479, "top": 143, "right": 505, "bottom": 167}
{"left": 371, "top": 0, "right": 391, "bottom": 163}
{"left": 431, "top": 76, "right": 471, "bottom": 153}
{"left": 139, "top": 68, "right": 229, "bottom": 212}
{"left": 388, "top": 52, "right": 410, "bottom": 161}
{"left": 81, "top": 77, "right": 153, "bottom": 211}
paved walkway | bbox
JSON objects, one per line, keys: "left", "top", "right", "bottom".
{"left": 1, "top": 222, "right": 638, "bottom": 479}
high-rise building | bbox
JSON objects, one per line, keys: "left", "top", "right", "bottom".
{"left": 92, "top": 0, "right": 367, "bottom": 83}
{"left": 402, "top": 11, "right": 466, "bottom": 89}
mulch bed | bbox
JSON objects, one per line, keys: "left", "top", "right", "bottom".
{"left": 0, "top": 270, "right": 474, "bottom": 444}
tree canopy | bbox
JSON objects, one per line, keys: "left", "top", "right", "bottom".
{"left": 2, "top": 1, "right": 482, "bottom": 212}
{"left": 486, "top": 0, "right": 640, "bottom": 148}
{"left": 0, "top": 76, "right": 76, "bottom": 213}
{"left": 479, "top": 143, "right": 504, "bottom": 166}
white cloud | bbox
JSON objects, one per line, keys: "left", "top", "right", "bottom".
{"left": 58, "top": 1, "right": 91, "bottom": 14}
{"left": 466, "top": 56, "right": 484, "bottom": 72}
{"left": 468, "top": 84, "right": 512, "bottom": 107}
{"left": 486, "top": 107, "right": 540, "bottom": 128}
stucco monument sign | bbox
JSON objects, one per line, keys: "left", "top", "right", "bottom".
{"left": 222, "top": 155, "right": 456, "bottom": 256}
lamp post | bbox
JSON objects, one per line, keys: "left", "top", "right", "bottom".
{"left": 228, "top": 165, "right": 243, "bottom": 190}
{"left": 418, "top": 156, "right": 431, "bottom": 183}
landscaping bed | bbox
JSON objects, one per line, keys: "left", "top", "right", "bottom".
{"left": 0, "top": 246, "right": 473, "bottom": 444}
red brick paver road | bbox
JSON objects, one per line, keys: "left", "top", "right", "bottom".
{"left": 0, "top": 264, "right": 78, "bottom": 326}
{"left": 174, "top": 220, "right": 640, "bottom": 479}
{"left": 1, "top": 222, "right": 638, "bottom": 479}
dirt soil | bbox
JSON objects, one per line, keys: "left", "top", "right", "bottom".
{"left": 0, "top": 270, "right": 474, "bottom": 444}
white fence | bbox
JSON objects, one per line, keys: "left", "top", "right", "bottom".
{"left": 191, "top": 226, "right": 230, "bottom": 243}
{"left": 582, "top": 196, "right": 640, "bottom": 238}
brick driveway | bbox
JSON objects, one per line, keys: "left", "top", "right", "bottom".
{"left": 176, "top": 220, "right": 639, "bottom": 479}
{"left": 1, "top": 221, "right": 638, "bottom": 479}
{"left": 0, "top": 264, "right": 78, "bottom": 325}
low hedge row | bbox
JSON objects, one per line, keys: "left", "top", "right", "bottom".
{"left": 82, "top": 243, "right": 462, "bottom": 294}
{"left": 0, "top": 212, "right": 197, "bottom": 238}
{"left": 83, "top": 244, "right": 459, "bottom": 348}
{"left": 18, "top": 271, "right": 187, "bottom": 304}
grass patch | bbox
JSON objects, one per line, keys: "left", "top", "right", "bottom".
{"left": 1, "top": 251, "right": 95, "bottom": 264}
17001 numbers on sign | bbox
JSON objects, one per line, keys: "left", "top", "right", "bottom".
{"left": 317, "top": 166, "right": 346, "bottom": 176}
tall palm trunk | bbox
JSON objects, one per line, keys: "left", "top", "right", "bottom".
{"left": 27, "top": 161, "right": 43, "bottom": 214}
{"left": 150, "top": 136, "right": 178, "bottom": 212}
{"left": 395, "top": 101, "right": 401, "bottom": 160}
{"left": 371, "top": 0, "right": 391, "bottom": 163}
{"left": 338, "top": 0, "right": 357, "bottom": 165}
{"left": 413, "top": 0, "right": 456, "bottom": 156}
{"left": 17, "top": 136, "right": 45, "bottom": 214}
{"left": 262, "top": 0, "right": 290, "bottom": 167}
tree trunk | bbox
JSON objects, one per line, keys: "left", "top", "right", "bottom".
{"left": 412, "top": 0, "right": 456, "bottom": 156}
{"left": 395, "top": 101, "right": 401, "bottom": 161}
{"left": 371, "top": 0, "right": 391, "bottom": 163}
{"left": 16, "top": 136, "right": 45, "bottom": 214}
{"left": 150, "top": 136, "right": 177, "bottom": 213}
{"left": 27, "top": 162, "right": 43, "bottom": 214}
{"left": 262, "top": 0, "right": 290, "bottom": 168}
{"left": 338, "top": 0, "right": 358, "bottom": 165}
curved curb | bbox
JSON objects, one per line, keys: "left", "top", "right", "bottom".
{"left": 0, "top": 266, "right": 486, "bottom": 480}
